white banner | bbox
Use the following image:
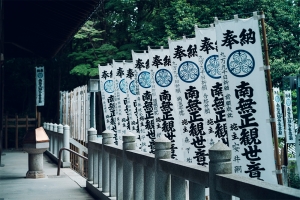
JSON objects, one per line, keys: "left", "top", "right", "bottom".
{"left": 215, "top": 15, "right": 277, "bottom": 183}
{"left": 113, "top": 60, "right": 130, "bottom": 146}
{"left": 131, "top": 50, "right": 155, "bottom": 153}
{"left": 195, "top": 26, "right": 229, "bottom": 153}
{"left": 98, "top": 64, "right": 117, "bottom": 143}
{"left": 284, "top": 90, "right": 295, "bottom": 143}
{"left": 36, "top": 66, "right": 45, "bottom": 106}
{"left": 124, "top": 61, "right": 141, "bottom": 148}
{"left": 273, "top": 88, "right": 284, "bottom": 138}
{"left": 169, "top": 37, "right": 209, "bottom": 165}
{"left": 148, "top": 47, "right": 184, "bottom": 160}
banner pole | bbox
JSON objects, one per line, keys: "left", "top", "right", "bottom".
{"left": 260, "top": 11, "right": 283, "bottom": 185}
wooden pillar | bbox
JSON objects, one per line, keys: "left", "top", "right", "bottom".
{"left": 15, "top": 114, "right": 18, "bottom": 149}
{"left": 5, "top": 115, "right": 7, "bottom": 149}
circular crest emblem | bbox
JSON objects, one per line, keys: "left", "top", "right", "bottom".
{"left": 155, "top": 69, "right": 173, "bottom": 87}
{"left": 37, "top": 72, "right": 43, "bottom": 78}
{"left": 178, "top": 61, "right": 199, "bottom": 83}
{"left": 104, "top": 80, "right": 114, "bottom": 93}
{"left": 227, "top": 50, "right": 255, "bottom": 77}
{"left": 286, "top": 98, "right": 291, "bottom": 106}
{"left": 119, "top": 79, "right": 126, "bottom": 93}
{"left": 129, "top": 80, "right": 136, "bottom": 95}
{"left": 204, "top": 55, "right": 221, "bottom": 79}
{"left": 138, "top": 71, "right": 151, "bottom": 88}
{"left": 275, "top": 95, "right": 280, "bottom": 103}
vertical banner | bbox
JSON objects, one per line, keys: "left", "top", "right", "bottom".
{"left": 195, "top": 26, "right": 229, "bottom": 152}
{"left": 113, "top": 60, "right": 130, "bottom": 146}
{"left": 215, "top": 15, "right": 277, "bottom": 183}
{"left": 36, "top": 66, "right": 45, "bottom": 106}
{"left": 148, "top": 47, "right": 183, "bottom": 160}
{"left": 284, "top": 90, "right": 295, "bottom": 143}
{"left": 131, "top": 50, "right": 155, "bottom": 153}
{"left": 98, "top": 64, "right": 117, "bottom": 143}
{"left": 169, "top": 37, "right": 209, "bottom": 165}
{"left": 124, "top": 61, "right": 141, "bottom": 148}
{"left": 273, "top": 88, "right": 284, "bottom": 138}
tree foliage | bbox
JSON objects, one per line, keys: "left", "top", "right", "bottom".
{"left": 68, "top": 0, "right": 300, "bottom": 85}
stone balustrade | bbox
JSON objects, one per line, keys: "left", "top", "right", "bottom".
{"left": 87, "top": 129, "right": 300, "bottom": 200}
{"left": 43, "top": 122, "right": 300, "bottom": 200}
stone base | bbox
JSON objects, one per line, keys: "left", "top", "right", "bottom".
{"left": 26, "top": 170, "right": 45, "bottom": 178}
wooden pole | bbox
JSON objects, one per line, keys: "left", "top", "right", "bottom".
{"left": 5, "top": 115, "right": 7, "bottom": 149}
{"left": 26, "top": 115, "right": 28, "bottom": 132}
{"left": 260, "top": 11, "right": 283, "bottom": 185}
{"left": 15, "top": 114, "right": 18, "bottom": 149}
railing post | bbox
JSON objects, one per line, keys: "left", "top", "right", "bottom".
{"left": 53, "top": 123, "right": 58, "bottom": 132}
{"left": 155, "top": 136, "right": 171, "bottom": 200}
{"left": 44, "top": 122, "right": 51, "bottom": 152}
{"left": 49, "top": 123, "right": 56, "bottom": 156}
{"left": 102, "top": 130, "right": 114, "bottom": 194}
{"left": 88, "top": 128, "right": 97, "bottom": 181}
{"left": 61, "top": 124, "right": 71, "bottom": 167}
{"left": 209, "top": 141, "right": 232, "bottom": 200}
{"left": 123, "top": 132, "right": 136, "bottom": 200}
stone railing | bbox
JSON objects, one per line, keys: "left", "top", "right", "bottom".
{"left": 43, "top": 122, "right": 87, "bottom": 176}
{"left": 86, "top": 129, "right": 300, "bottom": 200}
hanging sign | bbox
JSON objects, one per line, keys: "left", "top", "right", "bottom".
{"left": 284, "top": 90, "right": 295, "bottom": 143}
{"left": 131, "top": 50, "right": 154, "bottom": 153}
{"left": 215, "top": 14, "right": 277, "bottom": 183}
{"left": 36, "top": 66, "right": 45, "bottom": 106}
{"left": 98, "top": 64, "right": 117, "bottom": 143}
{"left": 169, "top": 37, "right": 210, "bottom": 165}
{"left": 273, "top": 88, "right": 284, "bottom": 138}
{"left": 149, "top": 47, "right": 183, "bottom": 160}
{"left": 195, "top": 26, "right": 229, "bottom": 154}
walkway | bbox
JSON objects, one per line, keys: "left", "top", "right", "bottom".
{"left": 0, "top": 150, "right": 95, "bottom": 200}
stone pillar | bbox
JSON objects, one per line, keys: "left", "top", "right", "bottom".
{"left": 123, "top": 132, "right": 136, "bottom": 200}
{"left": 26, "top": 151, "right": 45, "bottom": 178}
{"left": 53, "top": 123, "right": 58, "bottom": 132}
{"left": 53, "top": 123, "right": 58, "bottom": 156}
{"left": 102, "top": 130, "right": 114, "bottom": 193}
{"left": 61, "top": 124, "right": 70, "bottom": 167}
{"left": 209, "top": 141, "right": 232, "bottom": 200}
{"left": 155, "top": 136, "right": 171, "bottom": 200}
{"left": 88, "top": 128, "right": 97, "bottom": 181}
{"left": 88, "top": 128, "right": 97, "bottom": 141}
{"left": 49, "top": 123, "right": 54, "bottom": 131}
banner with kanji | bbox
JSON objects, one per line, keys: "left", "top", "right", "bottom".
{"left": 131, "top": 50, "right": 154, "bottom": 153}
{"left": 169, "top": 37, "right": 209, "bottom": 165}
{"left": 98, "top": 64, "right": 117, "bottom": 142}
{"left": 124, "top": 60, "right": 141, "bottom": 149}
{"left": 148, "top": 47, "right": 183, "bottom": 160}
{"left": 36, "top": 66, "right": 45, "bottom": 106}
{"left": 215, "top": 16, "right": 277, "bottom": 183}
{"left": 113, "top": 60, "right": 130, "bottom": 146}
{"left": 273, "top": 87, "right": 284, "bottom": 138}
{"left": 195, "top": 26, "right": 229, "bottom": 153}
{"left": 284, "top": 90, "right": 295, "bottom": 143}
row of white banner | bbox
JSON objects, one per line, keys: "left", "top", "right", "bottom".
{"left": 273, "top": 88, "right": 296, "bottom": 142}
{"left": 98, "top": 14, "right": 292, "bottom": 184}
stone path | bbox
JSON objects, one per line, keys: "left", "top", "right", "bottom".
{"left": 0, "top": 150, "right": 95, "bottom": 200}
